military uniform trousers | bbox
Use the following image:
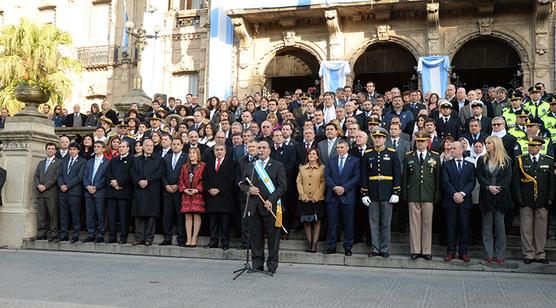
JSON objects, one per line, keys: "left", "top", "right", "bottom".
{"left": 36, "top": 194, "right": 58, "bottom": 239}
{"left": 408, "top": 202, "right": 433, "bottom": 255}
{"left": 248, "top": 211, "right": 281, "bottom": 272}
{"left": 59, "top": 194, "right": 82, "bottom": 240}
{"left": 163, "top": 192, "right": 185, "bottom": 244}
{"left": 520, "top": 207, "right": 549, "bottom": 260}
{"left": 106, "top": 198, "right": 130, "bottom": 242}
{"left": 368, "top": 201, "right": 393, "bottom": 253}
{"left": 85, "top": 193, "right": 105, "bottom": 240}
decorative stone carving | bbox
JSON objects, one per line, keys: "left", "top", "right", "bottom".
{"left": 377, "top": 25, "right": 391, "bottom": 41}
{"left": 232, "top": 17, "right": 252, "bottom": 49}
{"left": 166, "top": 54, "right": 196, "bottom": 73}
{"left": 325, "top": 10, "right": 341, "bottom": 38}
{"left": 478, "top": 18, "right": 494, "bottom": 36}
{"left": 176, "top": 16, "right": 200, "bottom": 27}
{"left": 534, "top": 0, "right": 553, "bottom": 55}
{"left": 324, "top": 9, "right": 343, "bottom": 60}
{"left": 427, "top": 2, "right": 440, "bottom": 54}
{"left": 282, "top": 31, "right": 296, "bottom": 46}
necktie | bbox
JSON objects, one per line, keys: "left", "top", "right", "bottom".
{"left": 444, "top": 117, "right": 448, "bottom": 124}
{"left": 473, "top": 134, "right": 478, "bottom": 141}
{"left": 216, "top": 159, "right": 221, "bottom": 172}
{"left": 360, "top": 148, "right": 364, "bottom": 157}
{"left": 427, "top": 139, "right": 432, "bottom": 150}
{"left": 457, "top": 160, "right": 462, "bottom": 172}
{"left": 44, "top": 159, "right": 51, "bottom": 173}
{"left": 392, "top": 139, "right": 397, "bottom": 148}
{"left": 172, "top": 155, "right": 178, "bottom": 170}
{"left": 68, "top": 158, "right": 75, "bottom": 174}
{"left": 92, "top": 158, "right": 100, "bottom": 182}
{"left": 532, "top": 156, "right": 538, "bottom": 169}
{"left": 339, "top": 156, "right": 345, "bottom": 174}
{"left": 419, "top": 153, "right": 424, "bottom": 164}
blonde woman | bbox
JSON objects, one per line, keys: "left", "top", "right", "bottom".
{"left": 476, "top": 136, "right": 513, "bottom": 264}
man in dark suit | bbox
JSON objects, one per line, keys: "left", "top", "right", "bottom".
{"left": 318, "top": 122, "right": 340, "bottom": 165}
{"left": 461, "top": 118, "right": 487, "bottom": 146}
{"left": 312, "top": 110, "right": 327, "bottom": 142}
{"left": 160, "top": 138, "right": 188, "bottom": 246}
{"left": 295, "top": 128, "right": 318, "bottom": 166}
{"left": 270, "top": 130, "right": 297, "bottom": 238}
{"left": 348, "top": 131, "right": 371, "bottom": 245}
{"left": 235, "top": 140, "right": 259, "bottom": 249}
{"left": 63, "top": 104, "right": 88, "bottom": 127}
{"left": 130, "top": 139, "right": 164, "bottom": 246}
{"left": 463, "top": 101, "right": 491, "bottom": 135}
{"left": 423, "top": 119, "right": 442, "bottom": 152}
{"left": 323, "top": 139, "right": 361, "bottom": 256}
{"left": 55, "top": 136, "right": 70, "bottom": 159}
{"left": 406, "top": 90, "right": 427, "bottom": 119}
{"left": 436, "top": 100, "right": 461, "bottom": 140}
{"left": 239, "top": 140, "right": 287, "bottom": 274}
{"left": 204, "top": 144, "right": 237, "bottom": 250}
{"left": 33, "top": 143, "right": 61, "bottom": 241}
{"left": 441, "top": 141, "right": 476, "bottom": 262}
{"left": 183, "top": 130, "right": 208, "bottom": 155}
{"left": 105, "top": 139, "right": 135, "bottom": 244}
{"left": 57, "top": 142, "right": 86, "bottom": 242}
{"left": 232, "top": 129, "right": 253, "bottom": 161}
{"left": 82, "top": 141, "right": 109, "bottom": 243}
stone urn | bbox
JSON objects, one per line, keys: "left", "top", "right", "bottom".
{"left": 13, "top": 83, "right": 50, "bottom": 118}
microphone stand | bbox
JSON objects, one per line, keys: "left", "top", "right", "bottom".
{"left": 233, "top": 158, "right": 272, "bottom": 280}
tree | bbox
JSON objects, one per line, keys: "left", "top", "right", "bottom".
{"left": 0, "top": 18, "right": 81, "bottom": 115}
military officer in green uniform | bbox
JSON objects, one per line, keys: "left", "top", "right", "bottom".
{"left": 523, "top": 85, "right": 550, "bottom": 121}
{"left": 401, "top": 132, "right": 441, "bottom": 261}
{"left": 508, "top": 109, "right": 529, "bottom": 140}
{"left": 517, "top": 119, "right": 552, "bottom": 157}
{"left": 513, "top": 136, "right": 554, "bottom": 264}
{"left": 540, "top": 97, "right": 556, "bottom": 141}
{"left": 361, "top": 127, "right": 401, "bottom": 258}
{"left": 501, "top": 94, "right": 524, "bottom": 129}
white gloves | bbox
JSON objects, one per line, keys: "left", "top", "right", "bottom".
{"left": 389, "top": 195, "right": 399, "bottom": 204}
{"left": 362, "top": 196, "right": 371, "bottom": 206}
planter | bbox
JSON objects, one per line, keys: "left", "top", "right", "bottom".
{"left": 14, "top": 84, "right": 50, "bottom": 118}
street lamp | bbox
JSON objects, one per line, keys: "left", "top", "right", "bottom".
{"left": 125, "top": 21, "right": 161, "bottom": 90}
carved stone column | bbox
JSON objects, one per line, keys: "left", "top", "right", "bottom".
{"left": 426, "top": 3, "right": 440, "bottom": 55}
{"left": 232, "top": 17, "right": 253, "bottom": 97}
{"left": 325, "top": 9, "right": 344, "bottom": 60}
{"left": 533, "top": 0, "right": 553, "bottom": 85}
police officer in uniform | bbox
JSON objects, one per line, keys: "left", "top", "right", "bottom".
{"left": 501, "top": 94, "right": 524, "bottom": 129}
{"left": 513, "top": 136, "right": 554, "bottom": 264}
{"left": 517, "top": 119, "right": 553, "bottom": 157}
{"left": 401, "top": 132, "right": 441, "bottom": 261}
{"left": 541, "top": 98, "right": 556, "bottom": 141}
{"left": 508, "top": 109, "right": 529, "bottom": 140}
{"left": 523, "top": 85, "right": 550, "bottom": 122}
{"left": 361, "top": 127, "right": 401, "bottom": 258}
{"left": 115, "top": 122, "right": 136, "bottom": 155}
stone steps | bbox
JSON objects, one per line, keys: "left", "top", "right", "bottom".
{"left": 22, "top": 232, "right": 556, "bottom": 275}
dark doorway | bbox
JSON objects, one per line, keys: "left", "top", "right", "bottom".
{"left": 452, "top": 37, "right": 521, "bottom": 91}
{"left": 264, "top": 48, "right": 320, "bottom": 96}
{"left": 353, "top": 42, "right": 418, "bottom": 94}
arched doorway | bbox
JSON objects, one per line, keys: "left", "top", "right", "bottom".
{"left": 451, "top": 37, "right": 521, "bottom": 90}
{"left": 353, "top": 42, "right": 418, "bottom": 93}
{"left": 264, "top": 48, "right": 320, "bottom": 96}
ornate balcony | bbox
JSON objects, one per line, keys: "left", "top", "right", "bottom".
{"left": 76, "top": 45, "right": 119, "bottom": 69}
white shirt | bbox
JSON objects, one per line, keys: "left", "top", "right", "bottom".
{"left": 259, "top": 157, "right": 270, "bottom": 168}
{"left": 417, "top": 149, "right": 428, "bottom": 159}
{"left": 530, "top": 153, "right": 540, "bottom": 162}
{"left": 59, "top": 149, "right": 68, "bottom": 157}
{"left": 327, "top": 137, "right": 337, "bottom": 154}
{"left": 215, "top": 157, "right": 224, "bottom": 170}
{"left": 337, "top": 154, "right": 348, "bottom": 170}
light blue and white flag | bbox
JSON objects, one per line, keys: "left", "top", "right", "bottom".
{"left": 318, "top": 61, "right": 351, "bottom": 93}
{"left": 121, "top": 0, "right": 129, "bottom": 52}
{"left": 208, "top": 0, "right": 234, "bottom": 99}
{"left": 417, "top": 56, "right": 450, "bottom": 97}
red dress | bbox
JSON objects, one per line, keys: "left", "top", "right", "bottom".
{"left": 178, "top": 162, "right": 205, "bottom": 213}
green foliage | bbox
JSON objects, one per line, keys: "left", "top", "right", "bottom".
{"left": 0, "top": 18, "right": 81, "bottom": 115}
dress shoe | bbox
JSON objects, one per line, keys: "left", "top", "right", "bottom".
{"left": 423, "top": 254, "right": 433, "bottom": 261}
{"left": 524, "top": 258, "right": 533, "bottom": 264}
{"left": 47, "top": 237, "right": 55, "bottom": 242}
{"left": 95, "top": 237, "right": 104, "bottom": 243}
{"left": 222, "top": 245, "right": 229, "bottom": 251}
{"left": 145, "top": 241, "right": 152, "bottom": 246}
{"left": 35, "top": 236, "right": 47, "bottom": 241}
{"left": 444, "top": 253, "right": 455, "bottom": 262}
{"left": 485, "top": 257, "right": 493, "bottom": 263}
{"left": 118, "top": 240, "right": 127, "bottom": 244}
{"left": 70, "top": 238, "right": 79, "bottom": 243}
{"left": 368, "top": 252, "right": 379, "bottom": 257}
{"left": 82, "top": 237, "right": 94, "bottom": 243}
{"left": 322, "top": 247, "right": 336, "bottom": 254}
{"left": 178, "top": 242, "right": 186, "bottom": 247}
{"left": 59, "top": 237, "right": 69, "bottom": 242}
{"left": 280, "top": 234, "right": 288, "bottom": 240}
{"left": 106, "top": 239, "right": 117, "bottom": 244}
{"left": 159, "top": 240, "right": 172, "bottom": 246}
{"left": 536, "top": 259, "right": 549, "bottom": 264}
{"left": 410, "top": 254, "right": 420, "bottom": 260}
{"left": 132, "top": 240, "right": 144, "bottom": 246}
{"left": 459, "top": 254, "right": 471, "bottom": 263}
{"left": 237, "top": 243, "right": 248, "bottom": 250}
{"left": 267, "top": 268, "right": 276, "bottom": 275}
{"left": 344, "top": 249, "right": 352, "bottom": 256}
{"left": 380, "top": 252, "right": 390, "bottom": 258}
{"left": 495, "top": 258, "right": 505, "bottom": 264}
{"left": 205, "top": 243, "right": 218, "bottom": 249}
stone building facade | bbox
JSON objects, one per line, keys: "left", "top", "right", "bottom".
{"left": 0, "top": 0, "right": 554, "bottom": 110}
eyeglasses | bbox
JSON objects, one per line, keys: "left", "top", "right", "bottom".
{"left": 492, "top": 123, "right": 504, "bottom": 126}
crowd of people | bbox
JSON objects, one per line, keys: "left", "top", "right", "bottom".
{"left": 15, "top": 80, "right": 556, "bottom": 274}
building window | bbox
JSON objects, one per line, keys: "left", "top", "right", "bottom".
{"left": 169, "top": 0, "right": 202, "bottom": 10}
{"left": 89, "top": 2, "right": 111, "bottom": 45}
{"left": 170, "top": 72, "right": 198, "bottom": 97}
{"left": 39, "top": 6, "right": 56, "bottom": 25}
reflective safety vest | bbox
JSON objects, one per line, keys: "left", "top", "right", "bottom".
{"left": 523, "top": 101, "right": 550, "bottom": 119}
{"left": 517, "top": 137, "right": 549, "bottom": 155}
{"left": 541, "top": 113, "right": 556, "bottom": 141}
{"left": 508, "top": 126, "right": 527, "bottom": 139}
{"left": 501, "top": 107, "right": 519, "bottom": 128}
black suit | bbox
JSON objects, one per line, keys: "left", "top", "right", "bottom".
{"left": 236, "top": 155, "right": 257, "bottom": 245}
{"left": 294, "top": 140, "right": 317, "bottom": 166}
{"left": 102, "top": 109, "right": 119, "bottom": 125}
{"left": 183, "top": 143, "right": 208, "bottom": 156}
{"left": 461, "top": 132, "right": 487, "bottom": 146}
{"left": 313, "top": 124, "right": 326, "bottom": 143}
{"left": 161, "top": 152, "right": 188, "bottom": 244}
{"left": 63, "top": 113, "right": 88, "bottom": 127}
{"left": 57, "top": 156, "right": 86, "bottom": 240}
{"left": 348, "top": 146, "right": 371, "bottom": 244}
{"left": 239, "top": 158, "right": 287, "bottom": 272}
{"left": 436, "top": 116, "right": 461, "bottom": 140}
{"left": 33, "top": 158, "right": 61, "bottom": 239}
{"left": 464, "top": 116, "right": 492, "bottom": 135}
{"left": 105, "top": 155, "right": 135, "bottom": 242}
{"left": 204, "top": 156, "right": 237, "bottom": 248}
{"left": 501, "top": 134, "right": 519, "bottom": 160}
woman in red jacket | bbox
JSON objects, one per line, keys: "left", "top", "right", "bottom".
{"left": 178, "top": 147, "right": 205, "bottom": 247}
{"left": 104, "top": 136, "right": 120, "bottom": 160}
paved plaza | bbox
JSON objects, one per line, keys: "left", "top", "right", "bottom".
{"left": 0, "top": 250, "right": 554, "bottom": 307}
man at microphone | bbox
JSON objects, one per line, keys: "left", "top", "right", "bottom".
{"left": 239, "top": 140, "right": 287, "bottom": 274}
{"left": 236, "top": 140, "right": 259, "bottom": 249}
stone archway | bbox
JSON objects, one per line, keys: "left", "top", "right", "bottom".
{"left": 451, "top": 37, "right": 522, "bottom": 91}
{"left": 351, "top": 42, "right": 418, "bottom": 93}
